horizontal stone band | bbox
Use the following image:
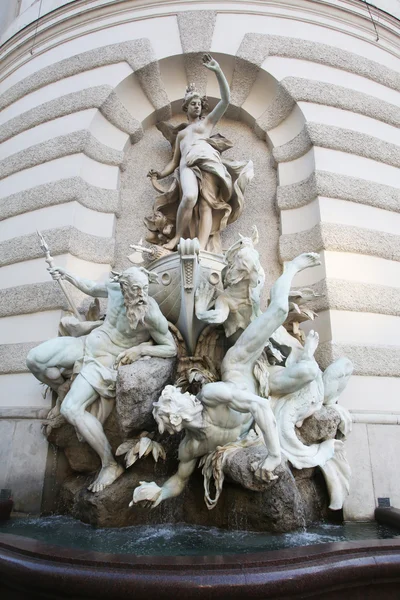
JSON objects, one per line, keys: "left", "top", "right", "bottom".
{"left": 240, "top": 33, "right": 400, "bottom": 91}
{"left": 283, "top": 78, "right": 400, "bottom": 129}
{"left": 316, "top": 341, "right": 400, "bottom": 377}
{"left": 0, "top": 342, "right": 37, "bottom": 374}
{"left": 277, "top": 171, "right": 400, "bottom": 213}
{"left": 0, "top": 86, "right": 143, "bottom": 144}
{"left": 0, "top": 39, "right": 170, "bottom": 118}
{"left": 279, "top": 223, "right": 400, "bottom": 263}
{"left": 0, "top": 226, "right": 115, "bottom": 267}
{"left": 273, "top": 124, "right": 400, "bottom": 167}
{"left": 0, "top": 177, "right": 119, "bottom": 221}
{"left": 0, "top": 131, "right": 123, "bottom": 181}
{"left": 295, "top": 278, "right": 400, "bottom": 318}
{"left": 0, "top": 407, "right": 49, "bottom": 420}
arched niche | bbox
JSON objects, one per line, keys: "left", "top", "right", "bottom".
{"left": 97, "top": 53, "right": 313, "bottom": 301}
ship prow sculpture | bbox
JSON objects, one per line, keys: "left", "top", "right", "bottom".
{"left": 26, "top": 55, "right": 353, "bottom": 532}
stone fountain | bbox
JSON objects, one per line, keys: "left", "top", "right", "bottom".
{"left": 25, "top": 56, "right": 353, "bottom": 534}
{"left": 1, "top": 50, "right": 400, "bottom": 600}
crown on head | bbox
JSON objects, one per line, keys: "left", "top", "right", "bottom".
{"left": 182, "top": 83, "right": 209, "bottom": 113}
{"left": 184, "top": 83, "right": 200, "bottom": 101}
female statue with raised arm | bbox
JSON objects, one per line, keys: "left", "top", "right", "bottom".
{"left": 145, "top": 54, "right": 253, "bottom": 253}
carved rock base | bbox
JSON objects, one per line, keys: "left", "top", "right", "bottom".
{"left": 52, "top": 362, "right": 339, "bottom": 533}
{"left": 117, "top": 357, "right": 177, "bottom": 435}
{"left": 58, "top": 453, "right": 328, "bottom": 533}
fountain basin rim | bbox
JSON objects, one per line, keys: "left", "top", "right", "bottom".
{"left": 1, "top": 531, "right": 400, "bottom": 600}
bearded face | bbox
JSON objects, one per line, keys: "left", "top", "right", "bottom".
{"left": 119, "top": 270, "right": 149, "bottom": 330}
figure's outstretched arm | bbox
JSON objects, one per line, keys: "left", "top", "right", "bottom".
{"left": 131, "top": 459, "right": 197, "bottom": 508}
{"left": 148, "top": 135, "right": 181, "bottom": 180}
{"left": 48, "top": 267, "right": 108, "bottom": 297}
{"left": 202, "top": 54, "right": 230, "bottom": 127}
{"left": 200, "top": 383, "right": 281, "bottom": 475}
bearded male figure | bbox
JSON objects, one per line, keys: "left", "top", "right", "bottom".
{"left": 27, "top": 266, "right": 177, "bottom": 492}
{"left": 133, "top": 252, "right": 321, "bottom": 508}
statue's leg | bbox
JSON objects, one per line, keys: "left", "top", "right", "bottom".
{"left": 27, "top": 337, "right": 84, "bottom": 392}
{"left": 269, "top": 331, "right": 320, "bottom": 396}
{"left": 164, "top": 166, "right": 198, "bottom": 250}
{"left": 60, "top": 373, "right": 123, "bottom": 492}
{"left": 223, "top": 253, "right": 320, "bottom": 370}
{"left": 323, "top": 357, "right": 354, "bottom": 406}
{"left": 198, "top": 170, "right": 219, "bottom": 249}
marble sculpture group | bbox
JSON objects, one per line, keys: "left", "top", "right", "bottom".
{"left": 27, "top": 55, "right": 353, "bottom": 517}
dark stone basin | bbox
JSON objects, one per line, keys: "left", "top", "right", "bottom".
{"left": 1, "top": 521, "right": 400, "bottom": 599}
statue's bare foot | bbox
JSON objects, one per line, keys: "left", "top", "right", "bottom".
{"left": 289, "top": 252, "right": 321, "bottom": 273}
{"left": 303, "top": 329, "right": 319, "bottom": 357}
{"left": 163, "top": 237, "right": 179, "bottom": 251}
{"left": 88, "top": 463, "right": 124, "bottom": 493}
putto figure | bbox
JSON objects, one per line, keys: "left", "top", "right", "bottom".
{"left": 145, "top": 54, "right": 253, "bottom": 252}
{"left": 132, "top": 253, "right": 321, "bottom": 508}
{"left": 27, "top": 266, "right": 177, "bottom": 492}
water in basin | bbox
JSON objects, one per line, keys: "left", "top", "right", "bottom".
{"left": 1, "top": 516, "right": 399, "bottom": 556}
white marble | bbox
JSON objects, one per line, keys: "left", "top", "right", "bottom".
{"left": 27, "top": 265, "right": 177, "bottom": 492}
{"left": 134, "top": 252, "right": 352, "bottom": 510}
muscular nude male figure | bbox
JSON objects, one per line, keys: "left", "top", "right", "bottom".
{"left": 132, "top": 252, "right": 321, "bottom": 508}
{"left": 27, "top": 267, "right": 176, "bottom": 492}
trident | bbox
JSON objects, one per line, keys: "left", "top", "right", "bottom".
{"left": 37, "top": 230, "right": 83, "bottom": 321}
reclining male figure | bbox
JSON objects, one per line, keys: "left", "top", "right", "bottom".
{"left": 133, "top": 252, "right": 321, "bottom": 508}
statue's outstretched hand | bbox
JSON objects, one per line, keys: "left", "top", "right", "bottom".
{"left": 202, "top": 53, "right": 220, "bottom": 72}
{"left": 48, "top": 266, "right": 67, "bottom": 281}
{"left": 147, "top": 169, "right": 161, "bottom": 180}
{"left": 251, "top": 457, "right": 279, "bottom": 483}
{"left": 130, "top": 481, "right": 163, "bottom": 508}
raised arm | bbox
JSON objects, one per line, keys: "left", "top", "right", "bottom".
{"left": 48, "top": 267, "right": 108, "bottom": 297}
{"left": 202, "top": 54, "right": 230, "bottom": 127}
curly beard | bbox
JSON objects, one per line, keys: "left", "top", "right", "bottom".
{"left": 121, "top": 287, "right": 148, "bottom": 330}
